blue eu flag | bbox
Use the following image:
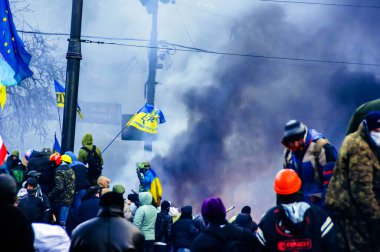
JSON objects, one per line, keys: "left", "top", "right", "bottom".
{"left": 53, "top": 133, "right": 61, "bottom": 154}
{"left": 0, "top": 0, "right": 33, "bottom": 86}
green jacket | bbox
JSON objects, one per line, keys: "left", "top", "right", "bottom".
{"left": 326, "top": 125, "right": 380, "bottom": 219}
{"left": 77, "top": 133, "right": 104, "bottom": 166}
{"left": 48, "top": 163, "right": 76, "bottom": 205}
{"left": 346, "top": 99, "right": 380, "bottom": 135}
{"left": 133, "top": 192, "right": 157, "bottom": 241}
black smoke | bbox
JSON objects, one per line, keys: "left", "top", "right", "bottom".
{"left": 152, "top": 3, "right": 380, "bottom": 216}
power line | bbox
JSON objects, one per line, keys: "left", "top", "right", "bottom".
{"left": 256, "top": 0, "right": 380, "bottom": 9}
{"left": 81, "top": 39, "right": 380, "bottom": 67}
{"left": 18, "top": 30, "right": 380, "bottom": 67}
{"left": 18, "top": 30, "right": 149, "bottom": 42}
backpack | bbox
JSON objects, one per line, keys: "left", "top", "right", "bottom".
{"left": 205, "top": 225, "right": 246, "bottom": 252}
{"left": 81, "top": 146, "right": 103, "bottom": 179}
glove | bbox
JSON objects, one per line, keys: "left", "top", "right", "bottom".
{"left": 136, "top": 169, "right": 144, "bottom": 182}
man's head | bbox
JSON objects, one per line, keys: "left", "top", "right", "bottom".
{"left": 112, "top": 184, "right": 126, "bottom": 195}
{"left": 11, "top": 150, "right": 19, "bottom": 160}
{"left": 241, "top": 205, "right": 251, "bottom": 214}
{"left": 25, "top": 178, "right": 38, "bottom": 195}
{"left": 161, "top": 200, "right": 171, "bottom": 212}
{"left": 201, "top": 197, "right": 226, "bottom": 225}
{"left": 365, "top": 111, "right": 380, "bottom": 146}
{"left": 137, "top": 161, "right": 150, "bottom": 174}
{"left": 61, "top": 154, "right": 72, "bottom": 165}
{"left": 282, "top": 120, "right": 307, "bottom": 152}
{"left": 0, "top": 174, "right": 17, "bottom": 204}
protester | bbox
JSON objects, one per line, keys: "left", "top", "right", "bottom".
{"left": 78, "top": 133, "right": 104, "bottom": 185}
{"left": 191, "top": 197, "right": 257, "bottom": 252}
{"left": 133, "top": 191, "right": 157, "bottom": 252}
{"left": 326, "top": 111, "right": 380, "bottom": 251}
{"left": 75, "top": 186, "right": 101, "bottom": 226}
{"left": 155, "top": 200, "right": 173, "bottom": 252}
{"left": 113, "top": 184, "right": 133, "bottom": 220}
{"left": 172, "top": 205, "right": 199, "bottom": 252}
{"left": 71, "top": 192, "right": 144, "bottom": 252}
{"left": 127, "top": 193, "right": 140, "bottom": 220}
{"left": 256, "top": 169, "right": 337, "bottom": 251}
{"left": 281, "top": 120, "right": 337, "bottom": 207}
{"left": 65, "top": 151, "right": 90, "bottom": 212}
{"left": 346, "top": 98, "right": 380, "bottom": 135}
{"left": 27, "top": 148, "right": 54, "bottom": 194}
{"left": 136, "top": 161, "right": 163, "bottom": 207}
{"left": 0, "top": 174, "right": 34, "bottom": 251}
{"left": 6, "top": 150, "right": 26, "bottom": 191}
{"left": 18, "top": 177, "right": 51, "bottom": 223}
{"left": 48, "top": 154, "right": 75, "bottom": 228}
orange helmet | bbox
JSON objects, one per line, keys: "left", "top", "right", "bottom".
{"left": 274, "top": 169, "right": 301, "bottom": 195}
{"left": 49, "top": 152, "right": 62, "bottom": 166}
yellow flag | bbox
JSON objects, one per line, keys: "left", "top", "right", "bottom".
{"left": 0, "top": 83, "right": 6, "bottom": 109}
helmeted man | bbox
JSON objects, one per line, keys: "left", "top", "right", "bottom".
{"left": 346, "top": 98, "right": 380, "bottom": 135}
{"left": 136, "top": 161, "right": 162, "bottom": 207}
{"left": 256, "top": 169, "right": 337, "bottom": 252}
{"left": 281, "top": 120, "right": 337, "bottom": 207}
{"left": 325, "top": 111, "right": 380, "bottom": 251}
{"left": 48, "top": 153, "right": 75, "bottom": 228}
{"left": 71, "top": 192, "right": 144, "bottom": 252}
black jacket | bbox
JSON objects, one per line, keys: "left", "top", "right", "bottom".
{"left": 191, "top": 222, "right": 257, "bottom": 252}
{"left": 256, "top": 202, "right": 337, "bottom": 252}
{"left": 18, "top": 193, "right": 51, "bottom": 223}
{"left": 27, "top": 151, "right": 54, "bottom": 193}
{"left": 70, "top": 208, "right": 145, "bottom": 252}
{"left": 155, "top": 210, "right": 173, "bottom": 245}
{"left": 172, "top": 218, "right": 199, "bottom": 249}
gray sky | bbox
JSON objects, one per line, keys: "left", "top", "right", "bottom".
{"left": 12, "top": 0, "right": 380, "bottom": 218}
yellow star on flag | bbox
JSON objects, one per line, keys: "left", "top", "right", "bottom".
{"left": 3, "top": 17, "right": 7, "bottom": 22}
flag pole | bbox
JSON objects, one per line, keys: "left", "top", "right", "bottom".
{"left": 57, "top": 107, "right": 62, "bottom": 134}
{"left": 101, "top": 125, "right": 128, "bottom": 154}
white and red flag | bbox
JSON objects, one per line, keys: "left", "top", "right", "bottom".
{"left": 0, "top": 135, "right": 7, "bottom": 166}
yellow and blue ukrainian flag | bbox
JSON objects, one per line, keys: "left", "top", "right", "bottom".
{"left": 127, "top": 103, "right": 166, "bottom": 134}
{"left": 54, "top": 80, "right": 84, "bottom": 119}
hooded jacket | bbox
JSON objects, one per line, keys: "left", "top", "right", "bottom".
{"left": 133, "top": 192, "right": 157, "bottom": 241}
{"left": 48, "top": 163, "right": 75, "bottom": 205}
{"left": 27, "top": 151, "right": 54, "bottom": 194}
{"left": 71, "top": 207, "right": 145, "bottom": 252}
{"left": 65, "top": 151, "right": 90, "bottom": 191}
{"left": 77, "top": 134, "right": 104, "bottom": 166}
{"left": 257, "top": 201, "right": 337, "bottom": 252}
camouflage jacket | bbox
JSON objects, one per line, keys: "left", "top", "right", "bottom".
{"left": 48, "top": 163, "right": 76, "bottom": 205}
{"left": 325, "top": 125, "right": 380, "bottom": 219}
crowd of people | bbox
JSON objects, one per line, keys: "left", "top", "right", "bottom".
{"left": 1, "top": 99, "right": 380, "bottom": 252}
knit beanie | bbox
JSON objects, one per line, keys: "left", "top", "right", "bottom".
{"left": 283, "top": 120, "right": 306, "bottom": 140}
{"left": 365, "top": 111, "right": 380, "bottom": 131}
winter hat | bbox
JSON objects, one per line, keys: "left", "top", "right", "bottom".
{"left": 112, "top": 184, "right": 126, "bottom": 194}
{"left": 127, "top": 193, "right": 139, "bottom": 203}
{"left": 11, "top": 150, "right": 19, "bottom": 157}
{"left": 25, "top": 177, "right": 38, "bottom": 188}
{"left": 241, "top": 205, "right": 251, "bottom": 214}
{"left": 0, "top": 174, "right": 17, "bottom": 204}
{"left": 201, "top": 197, "right": 226, "bottom": 224}
{"left": 97, "top": 176, "right": 111, "bottom": 188}
{"left": 365, "top": 111, "right": 380, "bottom": 131}
{"left": 99, "top": 191, "right": 124, "bottom": 210}
{"left": 161, "top": 200, "right": 171, "bottom": 211}
{"left": 283, "top": 120, "right": 307, "bottom": 141}
{"left": 64, "top": 151, "right": 77, "bottom": 162}
{"left": 28, "top": 170, "right": 42, "bottom": 177}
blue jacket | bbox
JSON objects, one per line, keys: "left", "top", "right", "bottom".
{"left": 283, "top": 129, "right": 337, "bottom": 206}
